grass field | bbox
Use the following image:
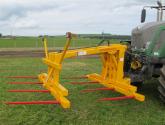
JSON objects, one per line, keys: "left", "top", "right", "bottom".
{"left": 0, "top": 36, "right": 120, "bottom": 50}
{"left": 0, "top": 36, "right": 103, "bottom": 48}
{"left": 1, "top": 57, "right": 165, "bottom": 125}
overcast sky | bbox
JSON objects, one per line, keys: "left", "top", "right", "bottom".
{"left": 0, "top": 0, "right": 159, "bottom": 36}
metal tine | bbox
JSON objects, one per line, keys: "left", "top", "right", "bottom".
{"left": 6, "top": 75, "right": 86, "bottom": 79}
{"left": 65, "top": 81, "right": 98, "bottom": 85}
{"left": 81, "top": 87, "right": 114, "bottom": 93}
{"left": 0, "top": 76, "right": 87, "bottom": 79}
{"left": 8, "top": 90, "right": 49, "bottom": 93}
{"left": 98, "top": 96, "right": 134, "bottom": 102}
{"left": 5, "top": 76, "right": 38, "bottom": 79}
{"left": 5, "top": 100, "right": 60, "bottom": 105}
{"left": 63, "top": 76, "right": 87, "bottom": 79}
{"left": 8, "top": 82, "right": 42, "bottom": 85}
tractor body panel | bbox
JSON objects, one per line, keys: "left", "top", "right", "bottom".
{"left": 131, "top": 21, "right": 165, "bottom": 58}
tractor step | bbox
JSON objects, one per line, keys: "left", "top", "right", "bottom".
{"left": 81, "top": 87, "right": 114, "bottom": 93}
{"left": 6, "top": 100, "right": 60, "bottom": 105}
{"left": 8, "top": 82, "right": 42, "bottom": 85}
{"left": 98, "top": 96, "right": 134, "bottom": 101}
{"left": 8, "top": 90, "right": 49, "bottom": 93}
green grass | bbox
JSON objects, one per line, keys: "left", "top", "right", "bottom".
{"left": 0, "top": 36, "right": 103, "bottom": 48}
{"left": 1, "top": 57, "right": 165, "bottom": 125}
{"left": 0, "top": 36, "right": 119, "bottom": 49}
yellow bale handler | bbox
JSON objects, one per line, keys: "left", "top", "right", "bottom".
{"left": 6, "top": 32, "right": 145, "bottom": 109}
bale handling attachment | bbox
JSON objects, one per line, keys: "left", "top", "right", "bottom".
{"left": 6, "top": 32, "right": 145, "bottom": 109}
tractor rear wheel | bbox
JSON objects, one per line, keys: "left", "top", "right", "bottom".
{"left": 158, "top": 65, "right": 165, "bottom": 103}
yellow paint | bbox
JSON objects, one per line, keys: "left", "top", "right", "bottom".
{"left": 38, "top": 32, "right": 145, "bottom": 109}
{"left": 43, "top": 37, "right": 48, "bottom": 58}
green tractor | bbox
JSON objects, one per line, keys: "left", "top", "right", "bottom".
{"left": 125, "top": 1, "right": 165, "bottom": 102}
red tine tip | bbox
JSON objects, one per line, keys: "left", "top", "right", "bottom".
{"left": 81, "top": 87, "right": 114, "bottom": 93}
{"left": 6, "top": 100, "right": 60, "bottom": 105}
{"left": 8, "top": 82, "right": 42, "bottom": 85}
{"left": 6, "top": 76, "right": 37, "bottom": 79}
{"left": 66, "top": 81, "right": 98, "bottom": 85}
{"left": 98, "top": 96, "right": 134, "bottom": 102}
{"left": 63, "top": 76, "right": 87, "bottom": 79}
{"left": 8, "top": 90, "right": 49, "bottom": 93}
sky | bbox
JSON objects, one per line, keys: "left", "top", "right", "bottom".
{"left": 0, "top": 0, "right": 159, "bottom": 36}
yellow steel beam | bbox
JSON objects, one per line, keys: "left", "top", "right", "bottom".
{"left": 43, "top": 37, "right": 48, "bottom": 58}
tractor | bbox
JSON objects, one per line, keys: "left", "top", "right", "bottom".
{"left": 125, "top": 1, "right": 165, "bottom": 102}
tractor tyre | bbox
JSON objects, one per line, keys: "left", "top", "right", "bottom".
{"left": 158, "top": 65, "right": 165, "bottom": 103}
